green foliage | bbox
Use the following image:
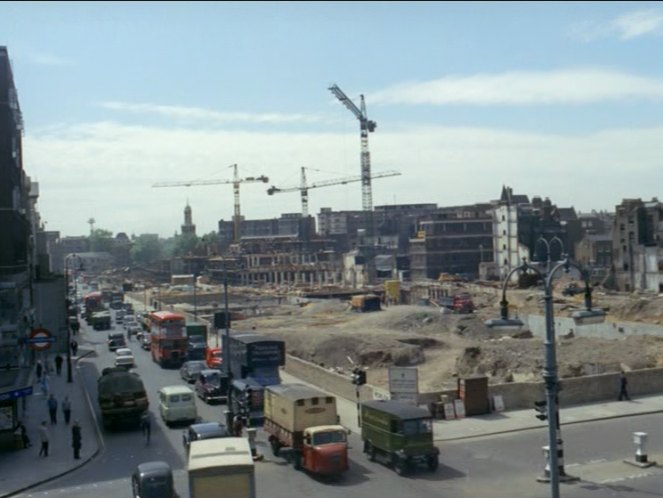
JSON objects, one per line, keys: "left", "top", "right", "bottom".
{"left": 172, "top": 233, "right": 199, "bottom": 257}
{"left": 89, "top": 228, "right": 114, "bottom": 253}
{"left": 130, "top": 234, "right": 163, "bottom": 265}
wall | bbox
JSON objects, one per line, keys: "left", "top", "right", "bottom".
{"left": 284, "top": 354, "right": 663, "bottom": 413}
{"left": 524, "top": 314, "right": 663, "bottom": 339}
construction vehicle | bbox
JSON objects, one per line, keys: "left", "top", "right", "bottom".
{"left": 264, "top": 384, "right": 349, "bottom": 476}
{"left": 361, "top": 400, "right": 439, "bottom": 475}
{"left": 267, "top": 166, "right": 400, "bottom": 217}
{"left": 153, "top": 164, "right": 268, "bottom": 243}
{"left": 188, "top": 438, "right": 255, "bottom": 498}
{"left": 97, "top": 367, "right": 149, "bottom": 429}
{"left": 437, "top": 293, "right": 475, "bottom": 314}
{"left": 350, "top": 294, "right": 381, "bottom": 312}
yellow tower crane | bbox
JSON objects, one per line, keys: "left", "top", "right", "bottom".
{"left": 152, "top": 164, "right": 268, "bottom": 243}
{"left": 267, "top": 167, "right": 401, "bottom": 217}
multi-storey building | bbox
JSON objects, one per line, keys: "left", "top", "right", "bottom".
{"left": 613, "top": 198, "right": 663, "bottom": 292}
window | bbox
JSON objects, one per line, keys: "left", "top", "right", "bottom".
{"left": 311, "top": 397, "right": 319, "bottom": 405}
{"left": 170, "top": 395, "right": 180, "bottom": 403}
{"left": 181, "top": 394, "right": 192, "bottom": 401}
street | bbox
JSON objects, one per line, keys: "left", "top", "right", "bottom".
{"left": 15, "top": 313, "right": 663, "bottom": 498}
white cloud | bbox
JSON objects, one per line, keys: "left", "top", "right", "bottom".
{"left": 23, "top": 121, "right": 663, "bottom": 239}
{"left": 368, "top": 69, "right": 663, "bottom": 106}
{"left": 99, "top": 101, "right": 327, "bottom": 125}
{"left": 569, "top": 8, "right": 663, "bottom": 41}
{"left": 28, "top": 53, "right": 75, "bottom": 67}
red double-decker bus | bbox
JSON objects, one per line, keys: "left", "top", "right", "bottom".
{"left": 148, "top": 311, "right": 187, "bottom": 367}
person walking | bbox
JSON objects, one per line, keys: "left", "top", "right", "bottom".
{"left": 54, "top": 354, "right": 63, "bottom": 376}
{"left": 47, "top": 394, "right": 58, "bottom": 424}
{"left": 62, "top": 396, "right": 72, "bottom": 424}
{"left": 38, "top": 421, "right": 49, "bottom": 457}
{"left": 70, "top": 339, "right": 78, "bottom": 357}
{"left": 14, "top": 421, "right": 31, "bottom": 449}
{"left": 71, "top": 420, "right": 82, "bottom": 459}
{"left": 41, "top": 373, "right": 50, "bottom": 397}
{"left": 140, "top": 411, "right": 151, "bottom": 445}
{"left": 618, "top": 370, "right": 630, "bottom": 401}
{"left": 35, "top": 360, "right": 43, "bottom": 382}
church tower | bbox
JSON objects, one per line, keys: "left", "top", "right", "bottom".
{"left": 182, "top": 201, "right": 196, "bottom": 236}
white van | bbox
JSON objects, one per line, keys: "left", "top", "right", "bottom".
{"left": 158, "top": 385, "right": 197, "bottom": 426}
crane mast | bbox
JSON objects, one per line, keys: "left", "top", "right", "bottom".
{"left": 152, "top": 163, "right": 268, "bottom": 244}
{"left": 329, "top": 84, "right": 377, "bottom": 211}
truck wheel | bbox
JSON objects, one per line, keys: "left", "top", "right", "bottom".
{"left": 364, "top": 441, "right": 376, "bottom": 462}
{"left": 427, "top": 454, "right": 439, "bottom": 471}
{"left": 270, "top": 438, "right": 281, "bottom": 457}
{"left": 394, "top": 457, "right": 408, "bottom": 476}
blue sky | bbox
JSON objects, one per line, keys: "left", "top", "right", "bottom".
{"left": 2, "top": 1, "right": 662, "bottom": 238}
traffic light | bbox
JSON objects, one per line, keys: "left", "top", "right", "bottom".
{"left": 351, "top": 368, "right": 367, "bottom": 386}
{"left": 534, "top": 400, "right": 547, "bottom": 421}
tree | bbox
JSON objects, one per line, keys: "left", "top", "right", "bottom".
{"left": 130, "top": 234, "right": 163, "bottom": 266}
{"left": 172, "top": 233, "right": 199, "bottom": 257}
{"left": 89, "top": 228, "right": 114, "bottom": 253}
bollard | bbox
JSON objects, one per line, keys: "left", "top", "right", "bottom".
{"left": 246, "top": 427, "right": 263, "bottom": 461}
{"left": 624, "top": 432, "right": 656, "bottom": 468}
{"left": 536, "top": 441, "right": 580, "bottom": 483}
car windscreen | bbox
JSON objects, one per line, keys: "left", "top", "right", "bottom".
{"left": 140, "top": 476, "right": 172, "bottom": 498}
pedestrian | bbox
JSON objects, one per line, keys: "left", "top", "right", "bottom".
{"left": 140, "top": 411, "right": 151, "bottom": 445}
{"left": 71, "top": 420, "right": 82, "bottom": 459}
{"left": 55, "top": 354, "right": 63, "bottom": 376}
{"left": 47, "top": 394, "right": 58, "bottom": 424}
{"left": 232, "top": 415, "right": 243, "bottom": 437}
{"left": 62, "top": 395, "right": 72, "bottom": 424}
{"left": 70, "top": 339, "right": 78, "bottom": 357}
{"left": 14, "top": 421, "right": 31, "bottom": 449}
{"left": 38, "top": 421, "right": 49, "bottom": 457}
{"left": 40, "top": 373, "right": 50, "bottom": 397}
{"left": 618, "top": 370, "right": 630, "bottom": 401}
{"left": 36, "top": 360, "right": 43, "bottom": 382}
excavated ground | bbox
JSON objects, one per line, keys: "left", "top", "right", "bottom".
{"left": 225, "top": 284, "right": 663, "bottom": 392}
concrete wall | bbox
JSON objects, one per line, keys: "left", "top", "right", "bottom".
{"left": 525, "top": 314, "right": 663, "bottom": 339}
{"left": 284, "top": 354, "right": 663, "bottom": 413}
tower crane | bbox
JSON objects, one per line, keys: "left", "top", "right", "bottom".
{"left": 328, "top": 83, "right": 377, "bottom": 211}
{"left": 267, "top": 167, "right": 401, "bottom": 217}
{"left": 152, "top": 164, "right": 268, "bottom": 243}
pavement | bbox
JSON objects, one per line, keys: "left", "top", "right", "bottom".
{"left": 2, "top": 356, "right": 663, "bottom": 498}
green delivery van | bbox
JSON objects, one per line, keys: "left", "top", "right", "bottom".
{"left": 360, "top": 400, "right": 439, "bottom": 475}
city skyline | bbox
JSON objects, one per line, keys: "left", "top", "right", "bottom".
{"left": 1, "top": 1, "right": 662, "bottom": 238}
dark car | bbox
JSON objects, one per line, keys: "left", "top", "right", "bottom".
{"left": 131, "top": 461, "right": 175, "bottom": 498}
{"left": 194, "top": 369, "right": 229, "bottom": 404}
{"left": 108, "top": 332, "right": 126, "bottom": 352}
{"left": 182, "top": 422, "right": 230, "bottom": 455}
{"left": 186, "top": 335, "right": 207, "bottom": 361}
{"left": 179, "top": 360, "right": 206, "bottom": 384}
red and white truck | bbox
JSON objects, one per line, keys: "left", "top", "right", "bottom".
{"left": 264, "top": 383, "right": 349, "bottom": 476}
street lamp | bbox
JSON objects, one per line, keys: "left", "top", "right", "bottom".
{"left": 64, "top": 254, "right": 83, "bottom": 384}
{"left": 485, "top": 257, "right": 606, "bottom": 498}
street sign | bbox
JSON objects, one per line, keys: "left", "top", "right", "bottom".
{"left": 0, "top": 386, "right": 33, "bottom": 402}
{"left": 28, "top": 328, "right": 54, "bottom": 351}
{"left": 388, "top": 367, "right": 418, "bottom": 394}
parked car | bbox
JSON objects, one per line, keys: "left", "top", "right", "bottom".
{"left": 194, "top": 369, "right": 229, "bottom": 404}
{"left": 205, "top": 347, "right": 223, "bottom": 370}
{"left": 115, "top": 348, "right": 135, "bottom": 368}
{"left": 131, "top": 461, "right": 176, "bottom": 498}
{"left": 182, "top": 422, "right": 230, "bottom": 455}
{"left": 180, "top": 360, "right": 207, "bottom": 383}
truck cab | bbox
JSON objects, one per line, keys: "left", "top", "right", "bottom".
{"left": 300, "top": 425, "right": 349, "bottom": 475}
{"left": 360, "top": 400, "right": 439, "bottom": 475}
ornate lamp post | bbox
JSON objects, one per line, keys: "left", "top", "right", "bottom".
{"left": 485, "top": 257, "right": 605, "bottom": 498}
